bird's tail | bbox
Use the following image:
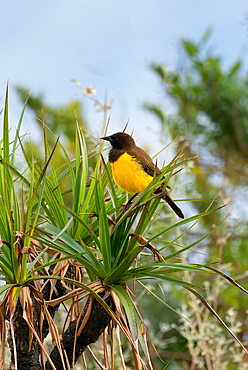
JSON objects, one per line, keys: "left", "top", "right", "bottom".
{"left": 159, "top": 191, "right": 184, "bottom": 219}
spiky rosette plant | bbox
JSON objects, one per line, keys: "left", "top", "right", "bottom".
{"left": 0, "top": 85, "right": 247, "bottom": 370}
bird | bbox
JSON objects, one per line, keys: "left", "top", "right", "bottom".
{"left": 101, "top": 132, "right": 184, "bottom": 219}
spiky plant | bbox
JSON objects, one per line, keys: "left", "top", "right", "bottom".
{"left": 0, "top": 85, "right": 247, "bottom": 370}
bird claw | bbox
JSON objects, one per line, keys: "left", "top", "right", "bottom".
{"left": 121, "top": 193, "right": 138, "bottom": 215}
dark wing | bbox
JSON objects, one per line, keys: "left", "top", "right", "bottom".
{"left": 127, "top": 146, "right": 184, "bottom": 218}
{"left": 127, "top": 146, "right": 161, "bottom": 177}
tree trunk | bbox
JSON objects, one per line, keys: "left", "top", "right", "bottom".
{"left": 7, "top": 294, "right": 41, "bottom": 370}
{"left": 45, "top": 295, "right": 113, "bottom": 370}
{"left": 7, "top": 263, "right": 113, "bottom": 370}
{"left": 7, "top": 264, "right": 75, "bottom": 369}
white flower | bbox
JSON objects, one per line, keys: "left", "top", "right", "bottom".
{"left": 83, "top": 86, "right": 97, "bottom": 97}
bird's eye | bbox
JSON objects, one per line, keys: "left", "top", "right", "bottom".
{"left": 113, "top": 137, "right": 119, "bottom": 147}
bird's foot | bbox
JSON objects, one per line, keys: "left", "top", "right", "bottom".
{"left": 121, "top": 193, "right": 138, "bottom": 215}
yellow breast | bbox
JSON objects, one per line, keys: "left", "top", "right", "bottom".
{"left": 110, "top": 152, "right": 153, "bottom": 194}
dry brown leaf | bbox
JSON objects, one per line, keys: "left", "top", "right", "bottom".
{"left": 130, "top": 233, "right": 166, "bottom": 262}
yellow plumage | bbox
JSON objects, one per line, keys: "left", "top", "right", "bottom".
{"left": 110, "top": 152, "right": 153, "bottom": 194}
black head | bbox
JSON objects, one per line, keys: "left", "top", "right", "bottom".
{"left": 101, "top": 132, "right": 136, "bottom": 149}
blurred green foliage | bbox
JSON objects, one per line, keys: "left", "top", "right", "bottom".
{"left": 146, "top": 29, "right": 248, "bottom": 183}
{"left": 15, "top": 86, "right": 85, "bottom": 142}
{"left": 144, "top": 29, "right": 248, "bottom": 368}
{"left": 15, "top": 86, "right": 98, "bottom": 207}
{"left": 15, "top": 86, "right": 97, "bottom": 166}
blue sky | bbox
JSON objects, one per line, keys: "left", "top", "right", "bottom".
{"left": 1, "top": 0, "right": 248, "bottom": 155}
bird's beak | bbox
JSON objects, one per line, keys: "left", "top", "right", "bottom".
{"left": 100, "top": 136, "right": 111, "bottom": 143}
